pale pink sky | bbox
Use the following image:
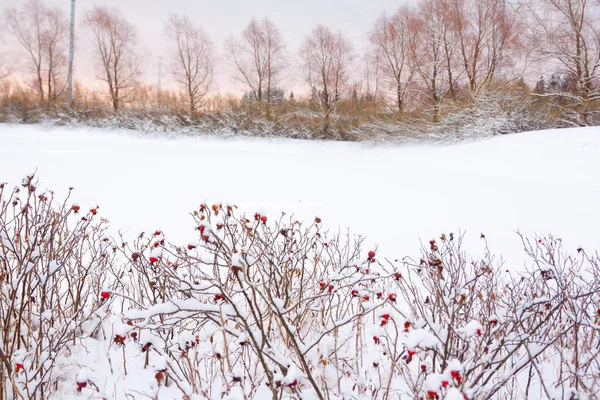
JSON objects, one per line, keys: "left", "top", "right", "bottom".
{"left": 0, "top": 0, "right": 414, "bottom": 94}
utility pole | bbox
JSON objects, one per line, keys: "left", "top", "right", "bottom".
{"left": 67, "top": 0, "right": 76, "bottom": 108}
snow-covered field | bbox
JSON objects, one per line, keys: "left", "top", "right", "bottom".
{"left": 1, "top": 124, "right": 598, "bottom": 266}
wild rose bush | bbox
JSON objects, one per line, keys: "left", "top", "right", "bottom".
{"left": 0, "top": 176, "right": 120, "bottom": 400}
{"left": 1, "top": 176, "right": 599, "bottom": 399}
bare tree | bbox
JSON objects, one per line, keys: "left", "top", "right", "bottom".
{"left": 225, "top": 18, "right": 286, "bottom": 104}
{"left": 300, "top": 25, "right": 353, "bottom": 133}
{"left": 361, "top": 52, "right": 382, "bottom": 104}
{"left": 410, "top": 0, "right": 453, "bottom": 122}
{"left": 449, "top": 0, "right": 523, "bottom": 96}
{"left": 66, "top": 0, "right": 76, "bottom": 108}
{"left": 5, "top": 0, "right": 68, "bottom": 105}
{"left": 529, "top": 0, "right": 600, "bottom": 124}
{"left": 439, "top": 0, "right": 461, "bottom": 99}
{"left": 368, "top": 8, "right": 416, "bottom": 115}
{"left": 165, "top": 15, "right": 215, "bottom": 118}
{"left": 85, "top": 7, "right": 142, "bottom": 112}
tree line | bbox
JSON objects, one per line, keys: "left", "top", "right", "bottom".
{"left": 0, "top": 0, "right": 599, "bottom": 138}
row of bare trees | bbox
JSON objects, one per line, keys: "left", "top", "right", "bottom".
{"left": 367, "top": 0, "right": 526, "bottom": 121}
{"left": 1, "top": 0, "right": 599, "bottom": 126}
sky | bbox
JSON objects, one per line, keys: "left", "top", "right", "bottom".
{"left": 0, "top": 0, "right": 414, "bottom": 94}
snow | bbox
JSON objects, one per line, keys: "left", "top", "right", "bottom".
{"left": 1, "top": 124, "right": 598, "bottom": 269}
{"left": 459, "top": 320, "right": 483, "bottom": 338}
{"left": 1, "top": 123, "right": 599, "bottom": 398}
{"left": 48, "top": 260, "right": 61, "bottom": 275}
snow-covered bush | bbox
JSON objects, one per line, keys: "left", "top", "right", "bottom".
{"left": 378, "top": 233, "right": 600, "bottom": 399}
{"left": 0, "top": 175, "right": 120, "bottom": 399}
{"left": 0, "top": 89, "right": 570, "bottom": 144}
{"left": 115, "top": 207, "right": 390, "bottom": 399}
{"left": 1, "top": 176, "right": 599, "bottom": 399}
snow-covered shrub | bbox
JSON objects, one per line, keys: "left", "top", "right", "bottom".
{"left": 375, "top": 233, "right": 600, "bottom": 399}
{"left": 1, "top": 176, "right": 599, "bottom": 399}
{"left": 0, "top": 89, "right": 565, "bottom": 144}
{"left": 0, "top": 175, "right": 121, "bottom": 399}
{"left": 117, "top": 209, "right": 600, "bottom": 399}
{"left": 116, "top": 207, "right": 390, "bottom": 399}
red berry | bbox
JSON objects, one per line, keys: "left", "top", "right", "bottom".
{"left": 286, "top": 379, "right": 298, "bottom": 388}
{"left": 149, "top": 256, "right": 158, "bottom": 264}
{"left": 315, "top": 217, "right": 321, "bottom": 223}
{"left": 131, "top": 252, "right": 139, "bottom": 261}
{"left": 421, "top": 364, "right": 426, "bottom": 371}
{"left": 130, "top": 332, "right": 138, "bottom": 339}
{"left": 187, "top": 244, "right": 196, "bottom": 250}
{"left": 328, "top": 284, "right": 334, "bottom": 292}
{"left": 380, "top": 319, "right": 387, "bottom": 326}
{"left": 382, "top": 313, "right": 390, "bottom": 320}
{"left": 407, "top": 350, "right": 416, "bottom": 357}
{"left": 376, "top": 292, "right": 383, "bottom": 299}
{"left": 351, "top": 289, "right": 359, "bottom": 297}
{"left": 214, "top": 294, "right": 224, "bottom": 301}
{"left": 476, "top": 328, "right": 482, "bottom": 335}
{"left": 393, "top": 272, "right": 402, "bottom": 280}
{"left": 15, "top": 363, "right": 23, "bottom": 371}
{"left": 362, "top": 295, "right": 370, "bottom": 301}
{"left": 76, "top": 381, "right": 87, "bottom": 392}
{"left": 113, "top": 334, "right": 126, "bottom": 344}
{"left": 368, "top": 251, "right": 376, "bottom": 259}
{"left": 153, "top": 241, "right": 159, "bottom": 247}
{"left": 260, "top": 215, "right": 267, "bottom": 223}
{"left": 90, "top": 208, "right": 97, "bottom": 215}
{"left": 441, "top": 380, "right": 449, "bottom": 387}
{"left": 427, "top": 391, "right": 438, "bottom": 399}
{"left": 319, "top": 281, "right": 327, "bottom": 288}
{"left": 71, "top": 204, "right": 80, "bottom": 213}
{"left": 373, "top": 336, "right": 380, "bottom": 344}
{"left": 404, "top": 321, "right": 411, "bottom": 331}
{"left": 231, "top": 265, "right": 242, "bottom": 275}
{"left": 450, "top": 370, "right": 462, "bottom": 383}
{"left": 100, "top": 291, "right": 110, "bottom": 299}
{"left": 388, "top": 293, "right": 397, "bottom": 302}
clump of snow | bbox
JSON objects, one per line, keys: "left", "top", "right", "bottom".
{"left": 405, "top": 329, "right": 439, "bottom": 351}
{"left": 459, "top": 320, "right": 483, "bottom": 338}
